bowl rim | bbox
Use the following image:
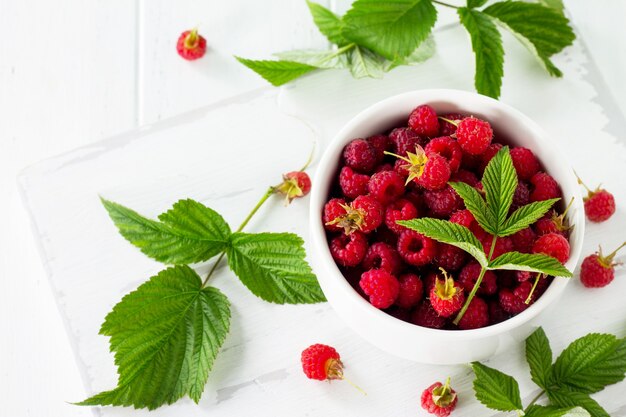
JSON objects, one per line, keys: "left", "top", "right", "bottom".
{"left": 309, "top": 88, "right": 585, "bottom": 341}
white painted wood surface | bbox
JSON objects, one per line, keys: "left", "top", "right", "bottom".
{"left": 2, "top": 1, "right": 626, "bottom": 417}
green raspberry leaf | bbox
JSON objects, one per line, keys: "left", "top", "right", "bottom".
{"left": 342, "top": 0, "right": 437, "bottom": 61}
{"left": 398, "top": 218, "right": 488, "bottom": 267}
{"left": 548, "top": 390, "right": 610, "bottom": 417}
{"left": 526, "top": 327, "right": 554, "bottom": 389}
{"left": 488, "top": 251, "right": 572, "bottom": 277}
{"left": 539, "top": 0, "right": 565, "bottom": 13}
{"left": 449, "top": 181, "right": 497, "bottom": 235}
{"left": 471, "top": 362, "right": 523, "bottom": 412}
{"left": 467, "top": 0, "right": 488, "bottom": 8}
{"left": 235, "top": 57, "right": 317, "bottom": 86}
{"left": 458, "top": 7, "right": 504, "bottom": 98}
{"left": 101, "top": 198, "right": 231, "bottom": 265}
{"left": 526, "top": 405, "right": 591, "bottom": 417}
{"left": 348, "top": 46, "right": 386, "bottom": 79}
{"left": 390, "top": 36, "right": 436, "bottom": 68}
{"left": 483, "top": 1, "right": 575, "bottom": 77}
{"left": 482, "top": 147, "right": 518, "bottom": 232}
{"left": 273, "top": 49, "right": 349, "bottom": 69}
{"left": 552, "top": 333, "right": 626, "bottom": 394}
{"left": 227, "top": 232, "right": 326, "bottom": 304}
{"left": 78, "top": 266, "right": 230, "bottom": 409}
{"left": 499, "top": 198, "right": 560, "bottom": 237}
{"left": 306, "top": 1, "right": 347, "bottom": 45}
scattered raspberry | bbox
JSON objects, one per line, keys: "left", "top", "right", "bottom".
{"left": 455, "top": 117, "right": 493, "bottom": 155}
{"left": 385, "top": 198, "right": 419, "bottom": 234}
{"left": 577, "top": 175, "right": 616, "bottom": 222}
{"left": 360, "top": 269, "right": 400, "bottom": 308}
{"left": 530, "top": 172, "right": 561, "bottom": 202}
{"left": 339, "top": 167, "right": 369, "bottom": 199}
{"left": 408, "top": 105, "right": 440, "bottom": 137}
{"left": 395, "top": 273, "right": 424, "bottom": 308}
{"left": 479, "top": 143, "right": 503, "bottom": 173}
{"left": 343, "top": 138, "right": 377, "bottom": 173}
{"left": 275, "top": 171, "right": 311, "bottom": 204}
{"left": 368, "top": 170, "right": 405, "bottom": 204}
{"left": 326, "top": 195, "right": 383, "bottom": 234}
{"left": 367, "top": 134, "right": 392, "bottom": 163}
{"left": 430, "top": 269, "right": 465, "bottom": 318}
{"left": 323, "top": 198, "right": 347, "bottom": 233}
{"left": 449, "top": 209, "right": 475, "bottom": 229}
{"left": 511, "top": 182, "right": 530, "bottom": 211}
{"left": 511, "top": 227, "right": 537, "bottom": 253}
{"left": 436, "top": 244, "right": 467, "bottom": 271}
{"left": 397, "top": 230, "right": 438, "bottom": 266}
{"left": 457, "top": 297, "right": 489, "bottom": 330}
{"left": 362, "top": 242, "right": 404, "bottom": 275}
{"left": 532, "top": 232, "right": 570, "bottom": 264}
{"left": 580, "top": 242, "right": 626, "bottom": 288}
{"left": 458, "top": 261, "right": 497, "bottom": 296}
{"left": 425, "top": 136, "right": 463, "bottom": 173}
{"left": 481, "top": 235, "right": 514, "bottom": 259}
{"left": 411, "top": 301, "right": 447, "bottom": 329}
{"left": 510, "top": 147, "right": 540, "bottom": 181}
{"left": 499, "top": 281, "right": 533, "bottom": 314}
{"left": 389, "top": 127, "right": 426, "bottom": 156}
{"left": 439, "top": 113, "right": 464, "bottom": 136}
{"left": 176, "top": 29, "right": 207, "bottom": 60}
{"left": 301, "top": 344, "right": 343, "bottom": 381}
{"left": 329, "top": 232, "right": 368, "bottom": 267}
{"left": 421, "top": 378, "right": 458, "bottom": 417}
{"left": 451, "top": 169, "right": 479, "bottom": 187}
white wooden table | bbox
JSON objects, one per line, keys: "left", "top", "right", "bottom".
{"left": 1, "top": 1, "right": 626, "bottom": 416}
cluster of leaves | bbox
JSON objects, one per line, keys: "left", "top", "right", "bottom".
{"left": 472, "top": 327, "right": 626, "bottom": 416}
{"left": 399, "top": 147, "right": 572, "bottom": 323}
{"left": 237, "top": 0, "right": 575, "bottom": 98}
{"left": 79, "top": 197, "right": 325, "bottom": 409}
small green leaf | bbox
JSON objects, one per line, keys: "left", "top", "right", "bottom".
{"left": 488, "top": 251, "right": 572, "bottom": 277}
{"left": 398, "top": 218, "right": 488, "bottom": 267}
{"left": 342, "top": 0, "right": 437, "bottom": 60}
{"left": 499, "top": 198, "right": 560, "bottom": 236}
{"left": 78, "top": 266, "right": 230, "bottom": 409}
{"left": 449, "top": 181, "right": 497, "bottom": 235}
{"left": 274, "top": 49, "right": 349, "bottom": 69}
{"left": 539, "top": 0, "right": 565, "bottom": 13}
{"left": 548, "top": 390, "right": 610, "bottom": 417}
{"left": 467, "top": 0, "right": 488, "bottom": 8}
{"left": 471, "top": 362, "right": 523, "bottom": 412}
{"left": 552, "top": 334, "right": 626, "bottom": 394}
{"left": 306, "top": 1, "right": 347, "bottom": 45}
{"left": 482, "top": 147, "right": 518, "bottom": 231}
{"left": 526, "top": 405, "right": 591, "bottom": 417}
{"left": 389, "top": 36, "right": 436, "bottom": 69}
{"left": 458, "top": 7, "right": 504, "bottom": 98}
{"left": 227, "top": 232, "right": 326, "bottom": 304}
{"left": 101, "top": 198, "right": 231, "bottom": 265}
{"left": 348, "top": 46, "right": 386, "bottom": 78}
{"left": 526, "top": 327, "right": 553, "bottom": 389}
{"left": 235, "top": 57, "right": 317, "bottom": 86}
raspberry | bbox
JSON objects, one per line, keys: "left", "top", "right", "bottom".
{"left": 408, "top": 105, "right": 440, "bottom": 137}
{"left": 532, "top": 232, "right": 570, "bottom": 264}
{"left": 516, "top": 270, "right": 533, "bottom": 282}
{"left": 457, "top": 297, "right": 489, "bottom": 330}
{"left": 461, "top": 151, "right": 482, "bottom": 171}
{"left": 367, "top": 134, "right": 392, "bottom": 163}
{"left": 385, "top": 198, "right": 419, "bottom": 234}
{"left": 360, "top": 269, "right": 400, "bottom": 308}
{"left": 411, "top": 301, "right": 446, "bottom": 329}
{"left": 362, "top": 242, "right": 404, "bottom": 275}
{"left": 389, "top": 145, "right": 451, "bottom": 190}
{"left": 499, "top": 281, "right": 533, "bottom": 314}
{"left": 301, "top": 344, "right": 343, "bottom": 381}
{"left": 451, "top": 169, "right": 479, "bottom": 187}
{"left": 530, "top": 172, "right": 561, "bottom": 202}
{"left": 368, "top": 170, "right": 405, "bottom": 204}
{"left": 421, "top": 379, "right": 458, "bottom": 417}
{"left": 325, "top": 195, "right": 383, "bottom": 234}
{"left": 479, "top": 143, "right": 503, "bottom": 173}
{"left": 436, "top": 244, "right": 467, "bottom": 271}
{"left": 481, "top": 235, "right": 514, "bottom": 259}
{"left": 389, "top": 127, "right": 426, "bottom": 156}
{"left": 535, "top": 197, "right": 573, "bottom": 237}
{"left": 511, "top": 227, "right": 537, "bottom": 253}
{"left": 339, "top": 167, "right": 369, "bottom": 199}
{"left": 580, "top": 242, "right": 626, "bottom": 288}
{"left": 439, "top": 113, "right": 464, "bottom": 136}
{"left": 449, "top": 209, "right": 475, "bottom": 228}
{"left": 429, "top": 269, "right": 465, "bottom": 318}
{"left": 510, "top": 147, "right": 540, "bottom": 181}
{"left": 511, "top": 181, "right": 530, "bottom": 211}
{"left": 394, "top": 158, "right": 410, "bottom": 179}
{"left": 323, "top": 198, "right": 347, "bottom": 232}
{"left": 424, "top": 270, "right": 439, "bottom": 293}
{"left": 176, "top": 29, "right": 207, "bottom": 60}
{"left": 343, "top": 138, "right": 377, "bottom": 173}
{"left": 488, "top": 299, "right": 510, "bottom": 324}
{"left": 276, "top": 171, "right": 311, "bottom": 204}
{"left": 397, "top": 230, "right": 438, "bottom": 266}
{"left": 425, "top": 136, "right": 463, "bottom": 173}
{"left": 455, "top": 117, "right": 493, "bottom": 155}
{"left": 577, "top": 175, "right": 616, "bottom": 222}
{"left": 424, "top": 185, "right": 463, "bottom": 218}
{"left": 329, "top": 232, "right": 368, "bottom": 267}
{"left": 458, "top": 261, "right": 497, "bottom": 295}
{"left": 395, "top": 273, "right": 424, "bottom": 308}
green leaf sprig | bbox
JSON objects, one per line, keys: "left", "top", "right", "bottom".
{"left": 472, "top": 327, "right": 626, "bottom": 417}
{"left": 399, "top": 147, "right": 572, "bottom": 325}
{"left": 78, "top": 164, "right": 325, "bottom": 410}
{"left": 236, "top": 0, "right": 575, "bottom": 98}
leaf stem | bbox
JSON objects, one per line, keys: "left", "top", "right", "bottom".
{"left": 431, "top": 0, "right": 459, "bottom": 9}
{"left": 525, "top": 389, "right": 546, "bottom": 411}
{"left": 525, "top": 272, "right": 543, "bottom": 304}
{"left": 314, "top": 43, "right": 355, "bottom": 66}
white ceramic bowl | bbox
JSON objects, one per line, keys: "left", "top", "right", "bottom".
{"left": 309, "top": 89, "right": 585, "bottom": 364}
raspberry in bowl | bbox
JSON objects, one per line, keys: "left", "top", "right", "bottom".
{"left": 309, "top": 90, "right": 585, "bottom": 364}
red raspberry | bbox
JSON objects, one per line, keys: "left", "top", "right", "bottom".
{"left": 436, "top": 244, "right": 467, "bottom": 271}
{"left": 481, "top": 235, "right": 514, "bottom": 259}
{"left": 367, "top": 134, "right": 392, "bottom": 163}
{"left": 424, "top": 270, "right": 439, "bottom": 293}
{"left": 516, "top": 270, "right": 533, "bottom": 282}
{"left": 577, "top": 176, "right": 616, "bottom": 222}
{"left": 511, "top": 182, "right": 530, "bottom": 211}
{"left": 397, "top": 230, "right": 438, "bottom": 266}
{"left": 385, "top": 198, "right": 419, "bottom": 234}
{"left": 479, "top": 143, "right": 503, "bottom": 173}
{"left": 510, "top": 147, "right": 540, "bottom": 181}
{"left": 343, "top": 138, "right": 377, "bottom": 173}
{"left": 456, "top": 117, "right": 493, "bottom": 155}
{"left": 511, "top": 227, "right": 537, "bottom": 253}
{"left": 360, "top": 269, "right": 400, "bottom": 309}
{"left": 395, "top": 273, "right": 424, "bottom": 308}
{"left": 530, "top": 172, "right": 561, "bottom": 202}
{"left": 532, "top": 232, "right": 570, "bottom": 264}
{"left": 301, "top": 344, "right": 343, "bottom": 381}
{"left": 323, "top": 198, "right": 347, "bottom": 233}
{"left": 421, "top": 379, "right": 458, "bottom": 417}
{"left": 329, "top": 232, "right": 368, "bottom": 267}
{"left": 408, "top": 105, "right": 440, "bottom": 137}
{"left": 424, "top": 185, "right": 463, "bottom": 218}
{"left": 276, "top": 171, "right": 311, "bottom": 204}
{"left": 411, "top": 301, "right": 446, "bottom": 329}
{"left": 461, "top": 151, "right": 482, "bottom": 171}
{"left": 449, "top": 209, "right": 475, "bottom": 229}
{"left": 362, "top": 242, "right": 404, "bottom": 275}
{"left": 338, "top": 167, "right": 369, "bottom": 199}
{"left": 419, "top": 153, "right": 452, "bottom": 190}
{"left": 451, "top": 169, "right": 479, "bottom": 187}
{"left": 325, "top": 195, "right": 383, "bottom": 234}
{"left": 176, "top": 29, "right": 207, "bottom": 60}
{"left": 439, "top": 113, "right": 464, "bottom": 136}
{"left": 457, "top": 297, "right": 489, "bottom": 330}
{"left": 580, "top": 242, "right": 626, "bottom": 288}
{"left": 488, "top": 299, "right": 510, "bottom": 324}
{"left": 425, "top": 136, "right": 463, "bottom": 173}
{"left": 499, "top": 281, "right": 533, "bottom": 314}
{"left": 394, "top": 158, "right": 410, "bottom": 179}
{"left": 368, "top": 170, "right": 405, "bottom": 204}
{"left": 429, "top": 269, "right": 465, "bottom": 318}
{"left": 535, "top": 197, "right": 573, "bottom": 236}
{"left": 458, "top": 261, "right": 497, "bottom": 295}
{"left": 390, "top": 127, "right": 427, "bottom": 155}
